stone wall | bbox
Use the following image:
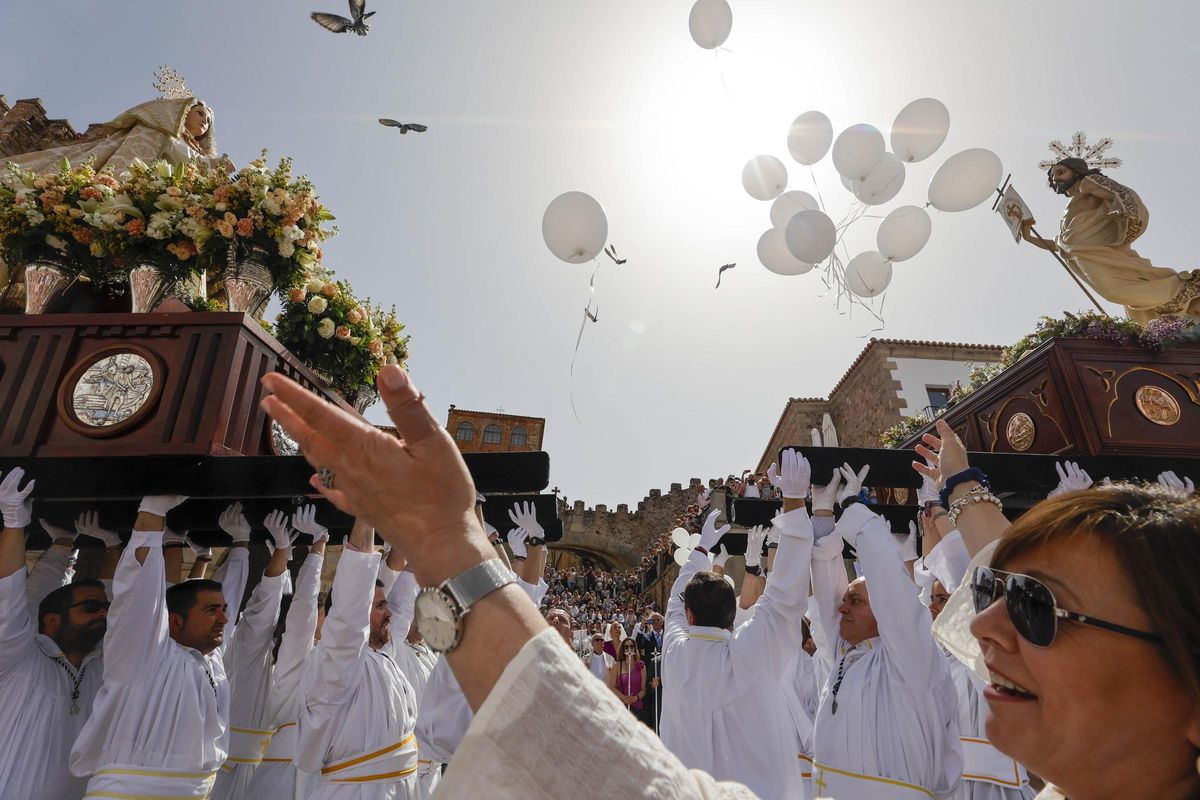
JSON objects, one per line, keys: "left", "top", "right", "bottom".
{"left": 0, "top": 96, "right": 85, "bottom": 159}
{"left": 828, "top": 346, "right": 905, "bottom": 448}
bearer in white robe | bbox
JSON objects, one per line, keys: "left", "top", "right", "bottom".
{"left": 0, "top": 469, "right": 111, "bottom": 800}
{"left": 246, "top": 504, "right": 329, "bottom": 800}
{"left": 210, "top": 509, "right": 293, "bottom": 800}
{"left": 296, "top": 519, "right": 420, "bottom": 799}
{"left": 660, "top": 449, "right": 815, "bottom": 800}
{"left": 809, "top": 463, "right": 961, "bottom": 800}
{"left": 70, "top": 496, "right": 250, "bottom": 799}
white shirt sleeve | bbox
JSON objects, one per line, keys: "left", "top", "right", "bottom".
{"left": 215, "top": 547, "right": 249, "bottom": 657}
{"left": 272, "top": 552, "right": 323, "bottom": 711}
{"left": 303, "top": 548, "right": 378, "bottom": 711}
{"left": 729, "top": 507, "right": 813, "bottom": 675}
{"left": 0, "top": 569, "right": 36, "bottom": 676}
{"left": 839, "top": 503, "right": 944, "bottom": 686}
{"left": 103, "top": 530, "right": 172, "bottom": 683}
{"left": 25, "top": 545, "right": 71, "bottom": 612}
{"left": 383, "top": 569, "right": 418, "bottom": 657}
{"left": 228, "top": 572, "right": 285, "bottom": 676}
{"left": 664, "top": 549, "right": 708, "bottom": 654}
{"left": 809, "top": 517, "right": 848, "bottom": 667}
{"left": 438, "top": 628, "right": 758, "bottom": 800}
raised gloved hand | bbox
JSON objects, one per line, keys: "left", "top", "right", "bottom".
{"left": 836, "top": 463, "right": 870, "bottom": 506}
{"left": 483, "top": 522, "right": 499, "bottom": 543}
{"left": 0, "top": 468, "right": 35, "bottom": 529}
{"left": 917, "top": 464, "right": 940, "bottom": 507}
{"left": 811, "top": 469, "right": 843, "bottom": 514}
{"left": 185, "top": 534, "right": 212, "bottom": 561}
{"left": 39, "top": 518, "right": 75, "bottom": 544}
{"left": 711, "top": 549, "right": 731, "bottom": 570}
{"left": 291, "top": 504, "right": 329, "bottom": 544}
{"left": 138, "top": 494, "right": 187, "bottom": 518}
{"left": 264, "top": 509, "right": 296, "bottom": 555}
{"left": 901, "top": 520, "right": 919, "bottom": 561}
{"left": 1048, "top": 460, "right": 1093, "bottom": 498}
{"left": 744, "top": 525, "right": 767, "bottom": 568}
{"left": 508, "top": 501, "right": 545, "bottom": 540}
{"left": 508, "top": 527, "right": 529, "bottom": 560}
{"left": 76, "top": 511, "right": 121, "bottom": 548}
{"left": 218, "top": 502, "right": 251, "bottom": 544}
{"left": 1158, "top": 470, "right": 1195, "bottom": 496}
{"left": 767, "top": 449, "right": 812, "bottom": 500}
{"left": 698, "top": 510, "right": 730, "bottom": 553}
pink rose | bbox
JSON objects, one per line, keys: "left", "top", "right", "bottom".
{"left": 347, "top": 308, "right": 363, "bottom": 325}
{"left": 335, "top": 326, "right": 351, "bottom": 340}
{"left": 321, "top": 283, "right": 338, "bottom": 298}
{"left": 236, "top": 218, "right": 254, "bottom": 237}
{"left": 288, "top": 287, "right": 306, "bottom": 303}
{"left": 368, "top": 340, "right": 383, "bottom": 356}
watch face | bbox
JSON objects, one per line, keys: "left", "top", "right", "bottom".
{"left": 415, "top": 590, "right": 460, "bottom": 652}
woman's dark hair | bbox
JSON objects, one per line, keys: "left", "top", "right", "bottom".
{"left": 616, "top": 637, "right": 641, "bottom": 664}
{"left": 992, "top": 483, "right": 1200, "bottom": 698}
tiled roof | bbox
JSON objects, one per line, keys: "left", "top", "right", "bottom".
{"left": 828, "top": 338, "right": 1003, "bottom": 399}
{"left": 447, "top": 407, "right": 545, "bottom": 423}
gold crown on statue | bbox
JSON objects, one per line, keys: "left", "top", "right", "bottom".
{"left": 152, "top": 65, "right": 192, "bottom": 100}
{"left": 1038, "top": 131, "right": 1122, "bottom": 171}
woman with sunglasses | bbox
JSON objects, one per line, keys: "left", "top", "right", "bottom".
{"left": 916, "top": 419, "right": 1200, "bottom": 800}
{"left": 613, "top": 637, "right": 646, "bottom": 714}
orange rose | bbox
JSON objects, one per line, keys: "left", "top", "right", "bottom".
{"left": 288, "top": 287, "right": 306, "bottom": 303}
{"left": 321, "top": 283, "right": 338, "bottom": 298}
{"left": 335, "top": 325, "right": 351, "bottom": 340}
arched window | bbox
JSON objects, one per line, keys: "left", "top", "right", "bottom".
{"left": 455, "top": 421, "right": 475, "bottom": 442}
{"left": 510, "top": 426, "right": 528, "bottom": 447}
{"left": 483, "top": 424, "right": 503, "bottom": 444}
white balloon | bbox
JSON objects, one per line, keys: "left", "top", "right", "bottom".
{"left": 787, "top": 111, "right": 833, "bottom": 165}
{"left": 785, "top": 209, "right": 836, "bottom": 264}
{"left": 670, "top": 527, "right": 691, "bottom": 549}
{"left": 689, "top": 532, "right": 702, "bottom": 548}
{"left": 742, "top": 155, "right": 788, "bottom": 201}
{"left": 928, "top": 148, "right": 1003, "bottom": 212}
{"left": 541, "top": 191, "right": 608, "bottom": 263}
{"left": 674, "top": 547, "right": 690, "bottom": 567}
{"left": 876, "top": 205, "right": 932, "bottom": 262}
{"left": 688, "top": 0, "right": 733, "bottom": 49}
{"left": 832, "top": 124, "right": 885, "bottom": 181}
{"left": 845, "top": 251, "right": 893, "bottom": 298}
{"left": 769, "top": 190, "right": 819, "bottom": 228}
{"left": 854, "top": 153, "right": 906, "bottom": 205}
{"left": 757, "top": 228, "right": 813, "bottom": 276}
{"left": 840, "top": 174, "right": 856, "bottom": 194}
{"left": 891, "top": 98, "right": 950, "bottom": 164}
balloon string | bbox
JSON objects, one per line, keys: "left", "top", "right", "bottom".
{"left": 569, "top": 255, "right": 606, "bottom": 423}
{"left": 714, "top": 49, "right": 732, "bottom": 99}
{"left": 808, "top": 167, "right": 827, "bottom": 213}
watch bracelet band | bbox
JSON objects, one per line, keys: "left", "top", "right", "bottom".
{"left": 441, "top": 557, "right": 516, "bottom": 611}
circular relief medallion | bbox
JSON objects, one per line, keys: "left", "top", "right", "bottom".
{"left": 271, "top": 419, "right": 302, "bottom": 456}
{"left": 1005, "top": 412, "right": 1036, "bottom": 452}
{"left": 893, "top": 487, "right": 910, "bottom": 504}
{"left": 62, "top": 349, "right": 162, "bottom": 437}
{"left": 1134, "top": 385, "right": 1181, "bottom": 426}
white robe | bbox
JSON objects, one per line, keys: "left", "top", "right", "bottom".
{"left": 660, "top": 507, "right": 814, "bottom": 800}
{"left": 70, "top": 532, "right": 248, "bottom": 797}
{"left": 297, "top": 548, "right": 419, "bottom": 799}
{"left": 437, "top": 628, "right": 757, "bottom": 799}
{"left": 210, "top": 571, "right": 286, "bottom": 800}
{"left": 0, "top": 564, "right": 104, "bottom": 800}
{"left": 246, "top": 551, "right": 324, "bottom": 800}
{"left": 809, "top": 504, "right": 961, "bottom": 799}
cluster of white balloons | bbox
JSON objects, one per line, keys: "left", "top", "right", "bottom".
{"left": 542, "top": 190, "right": 609, "bottom": 263}
{"left": 743, "top": 98, "right": 1002, "bottom": 301}
{"left": 671, "top": 526, "right": 703, "bottom": 566}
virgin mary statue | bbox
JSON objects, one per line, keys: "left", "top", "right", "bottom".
{"left": 8, "top": 95, "right": 218, "bottom": 175}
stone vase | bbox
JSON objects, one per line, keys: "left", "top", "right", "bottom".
{"left": 129, "top": 264, "right": 206, "bottom": 313}
{"left": 342, "top": 386, "right": 378, "bottom": 415}
{"left": 24, "top": 261, "right": 74, "bottom": 314}
{"left": 224, "top": 243, "right": 273, "bottom": 317}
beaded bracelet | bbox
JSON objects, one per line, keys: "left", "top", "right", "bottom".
{"left": 947, "top": 486, "right": 1003, "bottom": 528}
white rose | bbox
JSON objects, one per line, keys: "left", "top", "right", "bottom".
{"left": 316, "top": 317, "right": 336, "bottom": 339}
{"left": 306, "top": 277, "right": 325, "bottom": 293}
{"left": 307, "top": 296, "right": 328, "bottom": 314}
{"left": 44, "top": 235, "right": 68, "bottom": 251}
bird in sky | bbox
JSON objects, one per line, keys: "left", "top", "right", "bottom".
{"left": 714, "top": 263, "right": 736, "bottom": 288}
{"left": 378, "top": 119, "right": 429, "bottom": 134}
{"left": 604, "top": 245, "right": 626, "bottom": 265}
{"left": 311, "top": 0, "right": 375, "bottom": 36}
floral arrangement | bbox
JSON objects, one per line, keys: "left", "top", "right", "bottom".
{"left": 0, "top": 158, "right": 120, "bottom": 286}
{"left": 879, "top": 311, "right": 1200, "bottom": 448}
{"left": 273, "top": 273, "right": 409, "bottom": 396}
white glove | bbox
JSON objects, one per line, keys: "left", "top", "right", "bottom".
{"left": 508, "top": 527, "right": 529, "bottom": 559}
{"left": 1158, "top": 470, "right": 1195, "bottom": 496}
{"left": 483, "top": 522, "right": 499, "bottom": 543}
{"left": 138, "top": 494, "right": 187, "bottom": 518}
{"left": 264, "top": 509, "right": 295, "bottom": 554}
{"left": 39, "top": 518, "right": 75, "bottom": 543}
{"left": 744, "top": 525, "right": 766, "bottom": 568}
{"left": 76, "top": 511, "right": 121, "bottom": 548}
{"left": 901, "top": 520, "right": 919, "bottom": 561}
{"left": 836, "top": 463, "right": 870, "bottom": 505}
{"left": 767, "top": 449, "right": 811, "bottom": 499}
{"left": 1048, "top": 460, "right": 1093, "bottom": 498}
{"left": 712, "top": 549, "right": 731, "bottom": 570}
{"left": 163, "top": 526, "right": 187, "bottom": 546}
{"left": 917, "top": 465, "right": 939, "bottom": 507}
{"left": 219, "top": 502, "right": 251, "bottom": 544}
{"left": 508, "top": 501, "right": 545, "bottom": 540}
{"left": 292, "top": 504, "right": 329, "bottom": 544}
{"left": 0, "top": 468, "right": 34, "bottom": 529}
{"left": 698, "top": 510, "right": 730, "bottom": 552}
{"left": 811, "top": 469, "right": 843, "bottom": 513}
{"left": 185, "top": 534, "right": 212, "bottom": 561}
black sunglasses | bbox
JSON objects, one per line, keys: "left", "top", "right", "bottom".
{"left": 971, "top": 566, "right": 1161, "bottom": 648}
{"left": 68, "top": 599, "right": 110, "bottom": 614}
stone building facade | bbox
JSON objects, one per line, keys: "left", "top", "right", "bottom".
{"left": 0, "top": 96, "right": 89, "bottom": 159}
{"left": 756, "top": 338, "right": 1004, "bottom": 471}
{"left": 447, "top": 406, "right": 544, "bottom": 453}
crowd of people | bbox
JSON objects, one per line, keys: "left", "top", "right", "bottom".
{"left": 2, "top": 362, "right": 1199, "bottom": 800}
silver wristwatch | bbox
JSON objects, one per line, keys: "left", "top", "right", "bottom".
{"left": 414, "top": 558, "right": 515, "bottom": 653}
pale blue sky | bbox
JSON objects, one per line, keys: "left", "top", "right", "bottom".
{"left": 3, "top": 0, "right": 1197, "bottom": 505}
